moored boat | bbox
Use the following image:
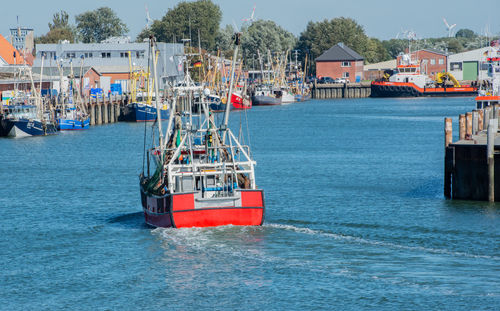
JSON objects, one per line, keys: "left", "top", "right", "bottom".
{"left": 371, "top": 47, "right": 477, "bottom": 97}
{"left": 475, "top": 46, "right": 500, "bottom": 109}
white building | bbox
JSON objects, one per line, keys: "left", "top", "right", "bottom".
{"left": 33, "top": 41, "right": 185, "bottom": 89}
{"left": 448, "top": 47, "right": 491, "bottom": 81}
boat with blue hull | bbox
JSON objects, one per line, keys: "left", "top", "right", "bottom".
{"left": 122, "top": 102, "right": 169, "bottom": 122}
{"left": 1, "top": 105, "right": 57, "bottom": 137}
{"left": 58, "top": 115, "right": 90, "bottom": 130}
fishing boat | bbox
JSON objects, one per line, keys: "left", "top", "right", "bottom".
{"left": 121, "top": 53, "right": 169, "bottom": 122}
{"left": 139, "top": 35, "right": 264, "bottom": 228}
{"left": 475, "top": 47, "right": 500, "bottom": 109}
{"left": 251, "top": 84, "right": 281, "bottom": 106}
{"left": 0, "top": 67, "right": 57, "bottom": 138}
{"left": 56, "top": 59, "right": 90, "bottom": 130}
{"left": 1, "top": 99, "right": 57, "bottom": 137}
{"left": 371, "top": 52, "right": 477, "bottom": 97}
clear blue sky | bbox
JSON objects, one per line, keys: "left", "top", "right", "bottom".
{"left": 2, "top": 0, "right": 499, "bottom": 41}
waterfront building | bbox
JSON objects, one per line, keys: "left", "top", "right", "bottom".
{"left": 448, "top": 47, "right": 492, "bottom": 81}
{"left": 315, "top": 43, "right": 364, "bottom": 83}
{"left": 33, "top": 39, "right": 185, "bottom": 91}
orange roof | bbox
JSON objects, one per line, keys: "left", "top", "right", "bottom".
{"left": 0, "top": 34, "right": 25, "bottom": 65}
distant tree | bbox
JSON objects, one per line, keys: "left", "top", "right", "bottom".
{"left": 49, "top": 10, "right": 70, "bottom": 30}
{"left": 36, "top": 28, "right": 75, "bottom": 44}
{"left": 241, "top": 20, "right": 297, "bottom": 59}
{"left": 447, "top": 38, "right": 464, "bottom": 53}
{"left": 215, "top": 24, "right": 234, "bottom": 53}
{"left": 455, "top": 28, "right": 476, "bottom": 39}
{"left": 35, "top": 10, "right": 76, "bottom": 44}
{"left": 75, "top": 7, "right": 128, "bottom": 43}
{"left": 137, "top": 0, "right": 221, "bottom": 50}
{"left": 382, "top": 39, "right": 408, "bottom": 59}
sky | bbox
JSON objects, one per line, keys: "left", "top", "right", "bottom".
{"left": 2, "top": 0, "right": 499, "bottom": 41}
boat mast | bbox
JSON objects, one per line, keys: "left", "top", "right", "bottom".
{"left": 39, "top": 53, "right": 45, "bottom": 118}
{"left": 151, "top": 36, "right": 164, "bottom": 165}
{"left": 223, "top": 32, "right": 241, "bottom": 144}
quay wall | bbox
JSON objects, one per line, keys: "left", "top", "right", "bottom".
{"left": 312, "top": 82, "right": 371, "bottom": 99}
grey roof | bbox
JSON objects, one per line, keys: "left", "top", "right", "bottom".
{"left": 315, "top": 43, "right": 364, "bottom": 62}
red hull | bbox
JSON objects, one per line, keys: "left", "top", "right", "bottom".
{"left": 141, "top": 189, "right": 265, "bottom": 228}
{"left": 231, "top": 93, "right": 251, "bottom": 110}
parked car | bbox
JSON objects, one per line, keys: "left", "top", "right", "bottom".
{"left": 334, "top": 78, "right": 349, "bottom": 84}
{"left": 318, "top": 77, "right": 335, "bottom": 84}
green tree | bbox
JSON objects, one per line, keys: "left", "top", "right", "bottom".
{"left": 447, "top": 38, "right": 464, "bottom": 53}
{"left": 296, "top": 17, "right": 389, "bottom": 69}
{"left": 76, "top": 7, "right": 128, "bottom": 43}
{"left": 49, "top": 10, "right": 70, "bottom": 30}
{"left": 137, "top": 0, "right": 221, "bottom": 50}
{"left": 35, "top": 10, "right": 76, "bottom": 44}
{"left": 241, "top": 20, "right": 297, "bottom": 60}
{"left": 382, "top": 39, "right": 408, "bottom": 59}
{"left": 455, "top": 28, "right": 476, "bottom": 39}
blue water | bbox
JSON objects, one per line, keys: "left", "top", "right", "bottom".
{"left": 1, "top": 97, "right": 499, "bottom": 310}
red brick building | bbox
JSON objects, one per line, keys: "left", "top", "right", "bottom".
{"left": 315, "top": 43, "right": 364, "bottom": 83}
{"left": 396, "top": 49, "right": 447, "bottom": 78}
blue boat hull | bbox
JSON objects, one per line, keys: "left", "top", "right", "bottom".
{"left": 7, "top": 119, "right": 58, "bottom": 137}
{"left": 58, "top": 118, "right": 90, "bottom": 130}
{"left": 122, "top": 103, "right": 169, "bottom": 122}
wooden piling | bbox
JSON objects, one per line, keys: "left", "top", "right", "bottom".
{"left": 487, "top": 119, "right": 497, "bottom": 202}
{"left": 445, "top": 118, "right": 453, "bottom": 148}
{"left": 96, "top": 104, "right": 102, "bottom": 125}
{"left": 90, "top": 104, "right": 95, "bottom": 125}
{"left": 444, "top": 117, "right": 453, "bottom": 199}
{"left": 478, "top": 109, "right": 484, "bottom": 132}
{"left": 466, "top": 112, "right": 473, "bottom": 138}
{"left": 472, "top": 110, "right": 479, "bottom": 135}
{"left": 459, "top": 114, "right": 465, "bottom": 140}
{"left": 104, "top": 103, "right": 109, "bottom": 124}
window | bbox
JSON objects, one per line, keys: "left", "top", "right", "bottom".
{"left": 101, "top": 52, "right": 111, "bottom": 58}
{"left": 341, "top": 61, "right": 351, "bottom": 67}
{"left": 136, "top": 51, "right": 145, "bottom": 58}
{"left": 450, "top": 62, "right": 462, "bottom": 71}
{"left": 480, "top": 62, "right": 489, "bottom": 71}
{"left": 66, "top": 52, "right": 75, "bottom": 58}
{"left": 430, "top": 59, "right": 436, "bottom": 65}
{"left": 342, "top": 72, "right": 349, "bottom": 78}
{"left": 120, "top": 52, "right": 129, "bottom": 58}
{"left": 438, "top": 59, "right": 444, "bottom": 65}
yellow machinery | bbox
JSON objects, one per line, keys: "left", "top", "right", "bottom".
{"left": 435, "top": 72, "right": 461, "bottom": 87}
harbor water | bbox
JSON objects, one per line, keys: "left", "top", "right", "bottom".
{"left": 1, "top": 97, "right": 499, "bottom": 310}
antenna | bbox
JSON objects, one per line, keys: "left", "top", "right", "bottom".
{"left": 443, "top": 17, "right": 457, "bottom": 37}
